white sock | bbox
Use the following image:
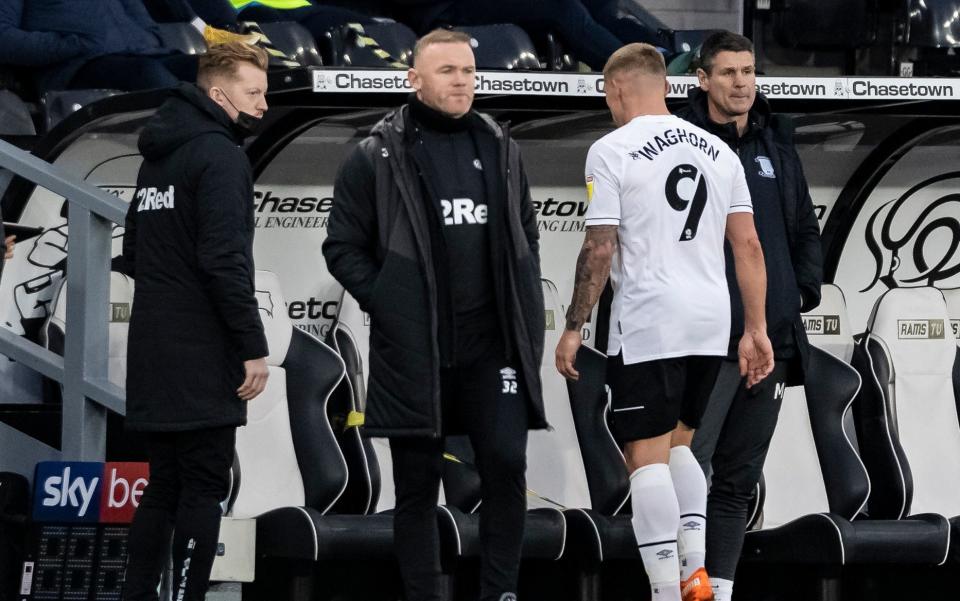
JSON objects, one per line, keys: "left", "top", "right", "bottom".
{"left": 190, "top": 17, "right": 207, "bottom": 33}
{"left": 712, "top": 577, "right": 734, "bottom": 601}
{"left": 630, "top": 463, "right": 681, "bottom": 601}
{"left": 669, "top": 445, "right": 707, "bottom": 581}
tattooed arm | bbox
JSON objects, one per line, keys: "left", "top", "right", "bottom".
{"left": 555, "top": 224, "right": 619, "bottom": 380}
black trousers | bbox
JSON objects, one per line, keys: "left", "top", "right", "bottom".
{"left": 391, "top": 357, "right": 529, "bottom": 601}
{"left": 691, "top": 360, "right": 789, "bottom": 580}
{"left": 122, "top": 426, "right": 235, "bottom": 601}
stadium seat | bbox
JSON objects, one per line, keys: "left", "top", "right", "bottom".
{"left": 566, "top": 284, "right": 952, "bottom": 601}
{"left": 527, "top": 279, "right": 590, "bottom": 510}
{"left": 562, "top": 344, "right": 638, "bottom": 601}
{"left": 324, "top": 288, "right": 380, "bottom": 515}
{"left": 231, "top": 271, "right": 393, "bottom": 599}
{"left": 255, "top": 21, "right": 324, "bottom": 67}
{"left": 0, "top": 89, "right": 36, "bottom": 136}
{"left": 668, "top": 29, "right": 712, "bottom": 55}
{"left": 453, "top": 25, "right": 541, "bottom": 70}
{"left": 42, "top": 271, "right": 134, "bottom": 389}
{"left": 41, "top": 89, "right": 120, "bottom": 133}
{"left": 326, "top": 290, "right": 396, "bottom": 511}
{"left": 156, "top": 22, "right": 207, "bottom": 55}
{"left": 532, "top": 32, "right": 577, "bottom": 71}
{"left": 335, "top": 21, "right": 417, "bottom": 68}
{"left": 903, "top": 0, "right": 960, "bottom": 48}
{"left": 437, "top": 437, "right": 568, "bottom": 571}
{"left": 40, "top": 270, "right": 145, "bottom": 460}
{"left": 744, "top": 284, "right": 949, "bottom": 579}
{"left": 771, "top": 0, "right": 874, "bottom": 49}
{"left": 850, "top": 287, "right": 958, "bottom": 559}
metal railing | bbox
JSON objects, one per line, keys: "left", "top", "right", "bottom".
{"left": 0, "top": 137, "right": 127, "bottom": 461}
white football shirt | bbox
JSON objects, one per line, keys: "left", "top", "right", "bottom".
{"left": 584, "top": 114, "right": 752, "bottom": 364}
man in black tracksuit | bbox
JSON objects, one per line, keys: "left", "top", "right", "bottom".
{"left": 121, "top": 43, "right": 270, "bottom": 601}
{"left": 323, "top": 29, "right": 546, "bottom": 601}
{"left": 676, "top": 32, "right": 823, "bottom": 601}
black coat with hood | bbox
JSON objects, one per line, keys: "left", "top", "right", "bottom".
{"left": 323, "top": 103, "right": 547, "bottom": 438}
{"left": 676, "top": 88, "right": 823, "bottom": 386}
{"left": 123, "top": 83, "right": 268, "bottom": 432}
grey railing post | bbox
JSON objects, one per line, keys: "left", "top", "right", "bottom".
{"left": 61, "top": 204, "right": 113, "bottom": 460}
{"left": 0, "top": 138, "right": 128, "bottom": 461}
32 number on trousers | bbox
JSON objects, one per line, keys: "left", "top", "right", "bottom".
{"left": 501, "top": 381, "right": 518, "bottom": 394}
{"left": 665, "top": 164, "right": 707, "bottom": 242}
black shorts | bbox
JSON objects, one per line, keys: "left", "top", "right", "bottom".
{"left": 606, "top": 353, "right": 723, "bottom": 444}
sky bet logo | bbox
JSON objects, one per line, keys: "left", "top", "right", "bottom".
{"left": 34, "top": 462, "right": 149, "bottom": 523}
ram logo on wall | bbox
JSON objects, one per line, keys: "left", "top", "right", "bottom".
{"left": 836, "top": 158, "right": 960, "bottom": 331}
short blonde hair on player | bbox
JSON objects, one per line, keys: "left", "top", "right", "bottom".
{"left": 602, "top": 43, "right": 666, "bottom": 80}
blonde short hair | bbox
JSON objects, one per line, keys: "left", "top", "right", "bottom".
{"left": 412, "top": 29, "right": 473, "bottom": 65}
{"left": 197, "top": 42, "right": 269, "bottom": 91}
{"left": 603, "top": 43, "right": 666, "bottom": 80}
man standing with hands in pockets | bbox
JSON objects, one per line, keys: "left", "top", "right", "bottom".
{"left": 324, "top": 29, "right": 547, "bottom": 601}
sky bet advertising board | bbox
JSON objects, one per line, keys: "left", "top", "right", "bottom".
{"left": 32, "top": 462, "right": 149, "bottom": 523}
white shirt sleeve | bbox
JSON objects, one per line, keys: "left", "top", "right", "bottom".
{"left": 584, "top": 141, "right": 621, "bottom": 225}
{"left": 727, "top": 157, "right": 753, "bottom": 215}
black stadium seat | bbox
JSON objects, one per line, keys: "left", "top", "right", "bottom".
{"left": 563, "top": 330, "right": 760, "bottom": 599}
{"left": 337, "top": 21, "right": 417, "bottom": 67}
{"left": 741, "top": 285, "right": 949, "bottom": 591}
{"left": 0, "top": 89, "right": 36, "bottom": 135}
{"left": 851, "top": 287, "right": 959, "bottom": 561}
{"left": 324, "top": 289, "right": 380, "bottom": 515}
{"left": 437, "top": 436, "right": 568, "bottom": 571}
{"left": 255, "top": 21, "right": 324, "bottom": 67}
{"left": 156, "top": 22, "right": 207, "bottom": 55}
{"left": 537, "top": 32, "right": 578, "bottom": 71}
{"left": 231, "top": 271, "right": 392, "bottom": 599}
{"left": 42, "top": 89, "right": 120, "bottom": 132}
{"left": 563, "top": 345, "right": 640, "bottom": 601}
{"left": 453, "top": 25, "right": 541, "bottom": 70}
{"left": 565, "top": 284, "right": 952, "bottom": 601}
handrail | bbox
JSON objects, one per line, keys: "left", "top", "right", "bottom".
{"left": 0, "top": 139, "right": 127, "bottom": 223}
{"left": 0, "top": 137, "right": 126, "bottom": 461}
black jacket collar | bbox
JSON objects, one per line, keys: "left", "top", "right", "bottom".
{"left": 407, "top": 93, "right": 481, "bottom": 133}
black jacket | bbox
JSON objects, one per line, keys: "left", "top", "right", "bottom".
{"left": 676, "top": 88, "right": 823, "bottom": 385}
{"left": 323, "top": 104, "right": 547, "bottom": 437}
{"left": 123, "top": 83, "right": 268, "bottom": 432}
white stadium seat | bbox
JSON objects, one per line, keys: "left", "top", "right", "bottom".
{"left": 43, "top": 271, "right": 135, "bottom": 388}
{"left": 747, "top": 284, "right": 948, "bottom": 577}
{"left": 851, "top": 287, "right": 960, "bottom": 540}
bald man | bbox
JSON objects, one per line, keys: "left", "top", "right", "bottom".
{"left": 556, "top": 43, "right": 773, "bottom": 601}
